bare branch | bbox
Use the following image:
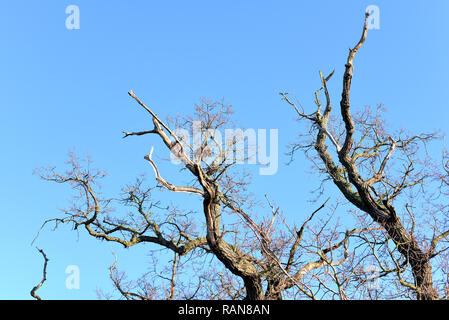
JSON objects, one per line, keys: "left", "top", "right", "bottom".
{"left": 144, "top": 146, "right": 205, "bottom": 196}
{"left": 30, "top": 248, "right": 49, "bottom": 300}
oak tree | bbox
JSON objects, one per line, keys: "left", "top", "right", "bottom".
{"left": 35, "top": 12, "right": 449, "bottom": 300}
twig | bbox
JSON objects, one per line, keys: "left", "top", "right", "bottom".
{"left": 30, "top": 248, "right": 49, "bottom": 300}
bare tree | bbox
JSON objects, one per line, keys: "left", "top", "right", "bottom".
{"left": 35, "top": 12, "right": 449, "bottom": 300}
{"left": 36, "top": 92, "right": 374, "bottom": 300}
{"left": 282, "top": 12, "right": 449, "bottom": 300}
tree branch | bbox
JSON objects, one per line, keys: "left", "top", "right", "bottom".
{"left": 30, "top": 248, "right": 49, "bottom": 300}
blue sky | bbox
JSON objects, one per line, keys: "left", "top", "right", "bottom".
{"left": 0, "top": 1, "right": 448, "bottom": 299}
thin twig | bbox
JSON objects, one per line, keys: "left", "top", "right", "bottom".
{"left": 30, "top": 248, "right": 49, "bottom": 300}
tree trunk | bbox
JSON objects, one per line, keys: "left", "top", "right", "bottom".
{"left": 202, "top": 194, "right": 264, "bottom": 300}
{"left": 264, "top": 278, "right": 283, "bottom": 300}
{"left": 384, "top": 218, "right": 438, "bottom": 300}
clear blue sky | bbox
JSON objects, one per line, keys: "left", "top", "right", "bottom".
{"left": 0, "top": 1, "right": 448, "bottom": 299}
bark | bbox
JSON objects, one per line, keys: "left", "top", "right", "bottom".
{"left": 383, "top": 218, "right": 438, "bottom": 300}
{"left": 306, "top": 12, "right": 438, "bottom": 299}
{"left": 202, "top": 193, "right": 264, "bottom": 300}
{"left": 264, "top": 278, "right": 283, "bottom": 300}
